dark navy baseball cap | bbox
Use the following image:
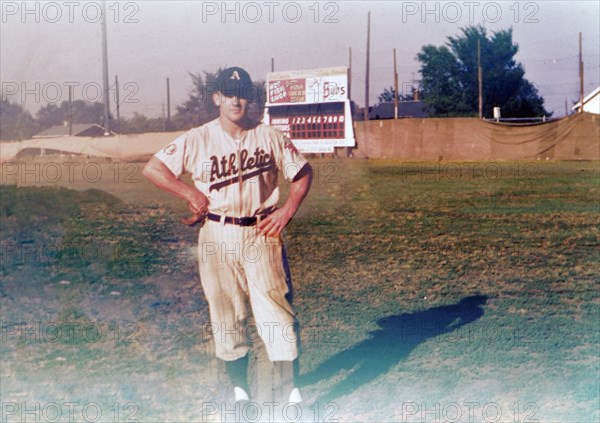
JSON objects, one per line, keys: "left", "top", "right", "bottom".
{"left": 216, "top": 66, "right": 255, "bottom": 100}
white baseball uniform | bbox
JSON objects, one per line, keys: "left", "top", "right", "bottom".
{"left": 154, "top": 118, "right": 308, "bottom": 362}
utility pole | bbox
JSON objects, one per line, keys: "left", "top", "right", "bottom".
{"left": 68, "top": 85, "right": 73, "bottom": 136}
{"left": 579, "top": 32, "right": 584, "bottom": 113}
{"left": 364, "top": 11, "right": 371, "bottom": 123}
{"left": 348, "top": 47, "right": 352, "bottom": 100}
{"left": 478, "top": 39, "right": 483, "bottom": 119}
{"left": 347, "top": 47, "right": 353, "bottom": 159}
{"left": 101, "top": 0, "right": 111, "bottom": 134}
{"left": 115, "top": 75, "right": 120, "bottom": 133}
{"left": 166, "top": 77, "right": 171, "bottom": 130}
{"left": 271, "top": 58, "right": 275, "bottom": 72}
{"left": 393, "top": 48, "right": 399, "bottom": 119}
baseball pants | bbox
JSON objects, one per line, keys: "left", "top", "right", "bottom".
{"left": 197, "top": 218, "right": 298, "bottom": 362}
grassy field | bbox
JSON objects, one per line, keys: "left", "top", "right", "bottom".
{"left": 1, "top": 158, "right": 598, "bottom": 422}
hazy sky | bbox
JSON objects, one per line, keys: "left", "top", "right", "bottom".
{"left": 1, "top": 0, "right": 599, "bottom": 119}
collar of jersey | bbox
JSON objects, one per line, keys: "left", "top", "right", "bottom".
{"left": 217, "top": 119, "right": 249, "bottom": 144}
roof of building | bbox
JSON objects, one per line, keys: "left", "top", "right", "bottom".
{"left": 33, "top": 123, "right": 109, "bottom": 138}
{"left": 572, "top": 86, "right": 600, "bottom": 110}
{"left": 368, "top": 101, "right": 428, "bottom": 119}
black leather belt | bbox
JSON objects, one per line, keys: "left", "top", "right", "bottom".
{"left": 207, "top": 208, "right": 275, "bottom": 227}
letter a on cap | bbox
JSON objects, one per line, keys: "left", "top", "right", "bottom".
{"left": 231, "top": 71, "right": 240, "bottom": 80}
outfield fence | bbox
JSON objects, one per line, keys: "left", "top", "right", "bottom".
{"left": 350, "top": 112, "right": 599, "bottom": 160}
{"left": 1, "top": 113, "right": 598, "bottom": 163}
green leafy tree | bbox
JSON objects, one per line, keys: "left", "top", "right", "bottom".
{"left": 35, "top": 100, "right": 105, "bottom": 130}
{"left": 417, "top": 25, "right": 549, "bottom": 118}
{"left": 377, "top": 87, "right": 413, "bottom": 104}
{"left": 248, "top": 81, "right": 267, "bottom": 122}
{"left": 174, "top": 70, "right": 220, "bottom": 129}
{"left": 174, "top": 69, "right": 267, "bottom": 129}
{"left": 120, "top": 112, "right": 165, "bottom": 134}
{"left": 0, "top": 100, "right": 37, "bottom": 140}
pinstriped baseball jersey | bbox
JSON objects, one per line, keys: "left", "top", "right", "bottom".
{"left": 154, "top": 118, "right": 308, "bottom": 217}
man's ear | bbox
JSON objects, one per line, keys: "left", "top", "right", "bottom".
{"left": 212, "top": 92, "right": 222, "bottom": 106}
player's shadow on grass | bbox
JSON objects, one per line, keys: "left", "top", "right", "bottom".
{"left": 298, "top": 295, "right": 488, "bottom": 403}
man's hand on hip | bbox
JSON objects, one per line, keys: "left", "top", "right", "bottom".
{"left": 258, "top": 207, "right": 293, "bottom": 238}
{"left": 186, "top": 189, "right": 210, "bottom": 215}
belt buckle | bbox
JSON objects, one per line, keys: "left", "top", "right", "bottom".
{"left": 238, "top": 216, "right": 256, "bottom": 226}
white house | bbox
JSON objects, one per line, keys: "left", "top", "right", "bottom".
{"left": 572, "top": 86, "right": 600, "bottom": 114}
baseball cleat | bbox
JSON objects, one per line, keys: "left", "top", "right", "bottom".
{"left": 234, "top": 386, "right": 250, "bottom": 402}
{"left": 288, "top": 387, "right": 303, "bottom": 404}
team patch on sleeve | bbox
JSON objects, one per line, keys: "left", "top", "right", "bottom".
{"left": 163, "top": 143, "right": 177, "bottom": 155}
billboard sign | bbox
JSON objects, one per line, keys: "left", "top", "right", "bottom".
{"left": 265, "top": 67, "right": 354, "bottom": 153}
{"left": 267, "top": 66, "right": 348, "bottom": 106}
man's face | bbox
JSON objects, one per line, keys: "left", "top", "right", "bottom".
{"left": 213, "top": 92, "right": 249, "bottom": 124}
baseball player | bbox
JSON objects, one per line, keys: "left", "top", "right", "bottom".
{"left": 143, "top": 67, "right": 312, "bottom": 411}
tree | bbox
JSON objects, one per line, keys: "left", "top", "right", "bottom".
{"left": 0, "top": 100, "right": 37, "bottom": 140}
{"left": 377, "top": 87, "right": 413, "bottom": 104}
{"left": 248, "top": 80, "right": 267, "bottom": 122}
{"left": 120, "top": 112, "right": 165, "bottom": 134}
{"left": 174, "top": 70, "right": 221, "bottom": 129}
{"left": 174, "top": 69, "right": 267, "bottom": 129}
{"left": 417, "top": 25, "right": 549, "bottom": 118}
{"left": 35, "top": 100, "right": 105, "bottom": 130}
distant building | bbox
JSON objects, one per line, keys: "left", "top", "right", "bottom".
{"left": 33, "top": 123, "right": 109, "bottom": 138}
{"left": 352, "top": 104, "right": 374, "bottom": 121}
{"left": 368, "top": 101, "right": 428, "bottom": 119}
{"left": 572, "top": 86, "right": 600, "bottom": 114}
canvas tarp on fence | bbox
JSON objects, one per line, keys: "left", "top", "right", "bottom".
{"left": 0, "top": 132, "right": 182, "bottom": 163}
{"left": 352, "top": 112, "right": 599, "bottom": 160}
{"left": 1, "top": 113, "right": 598, "bottom": 162}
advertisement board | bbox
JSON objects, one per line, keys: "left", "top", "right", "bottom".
{"left": 265, "top": 67, "right": 355, "bottom": 153}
